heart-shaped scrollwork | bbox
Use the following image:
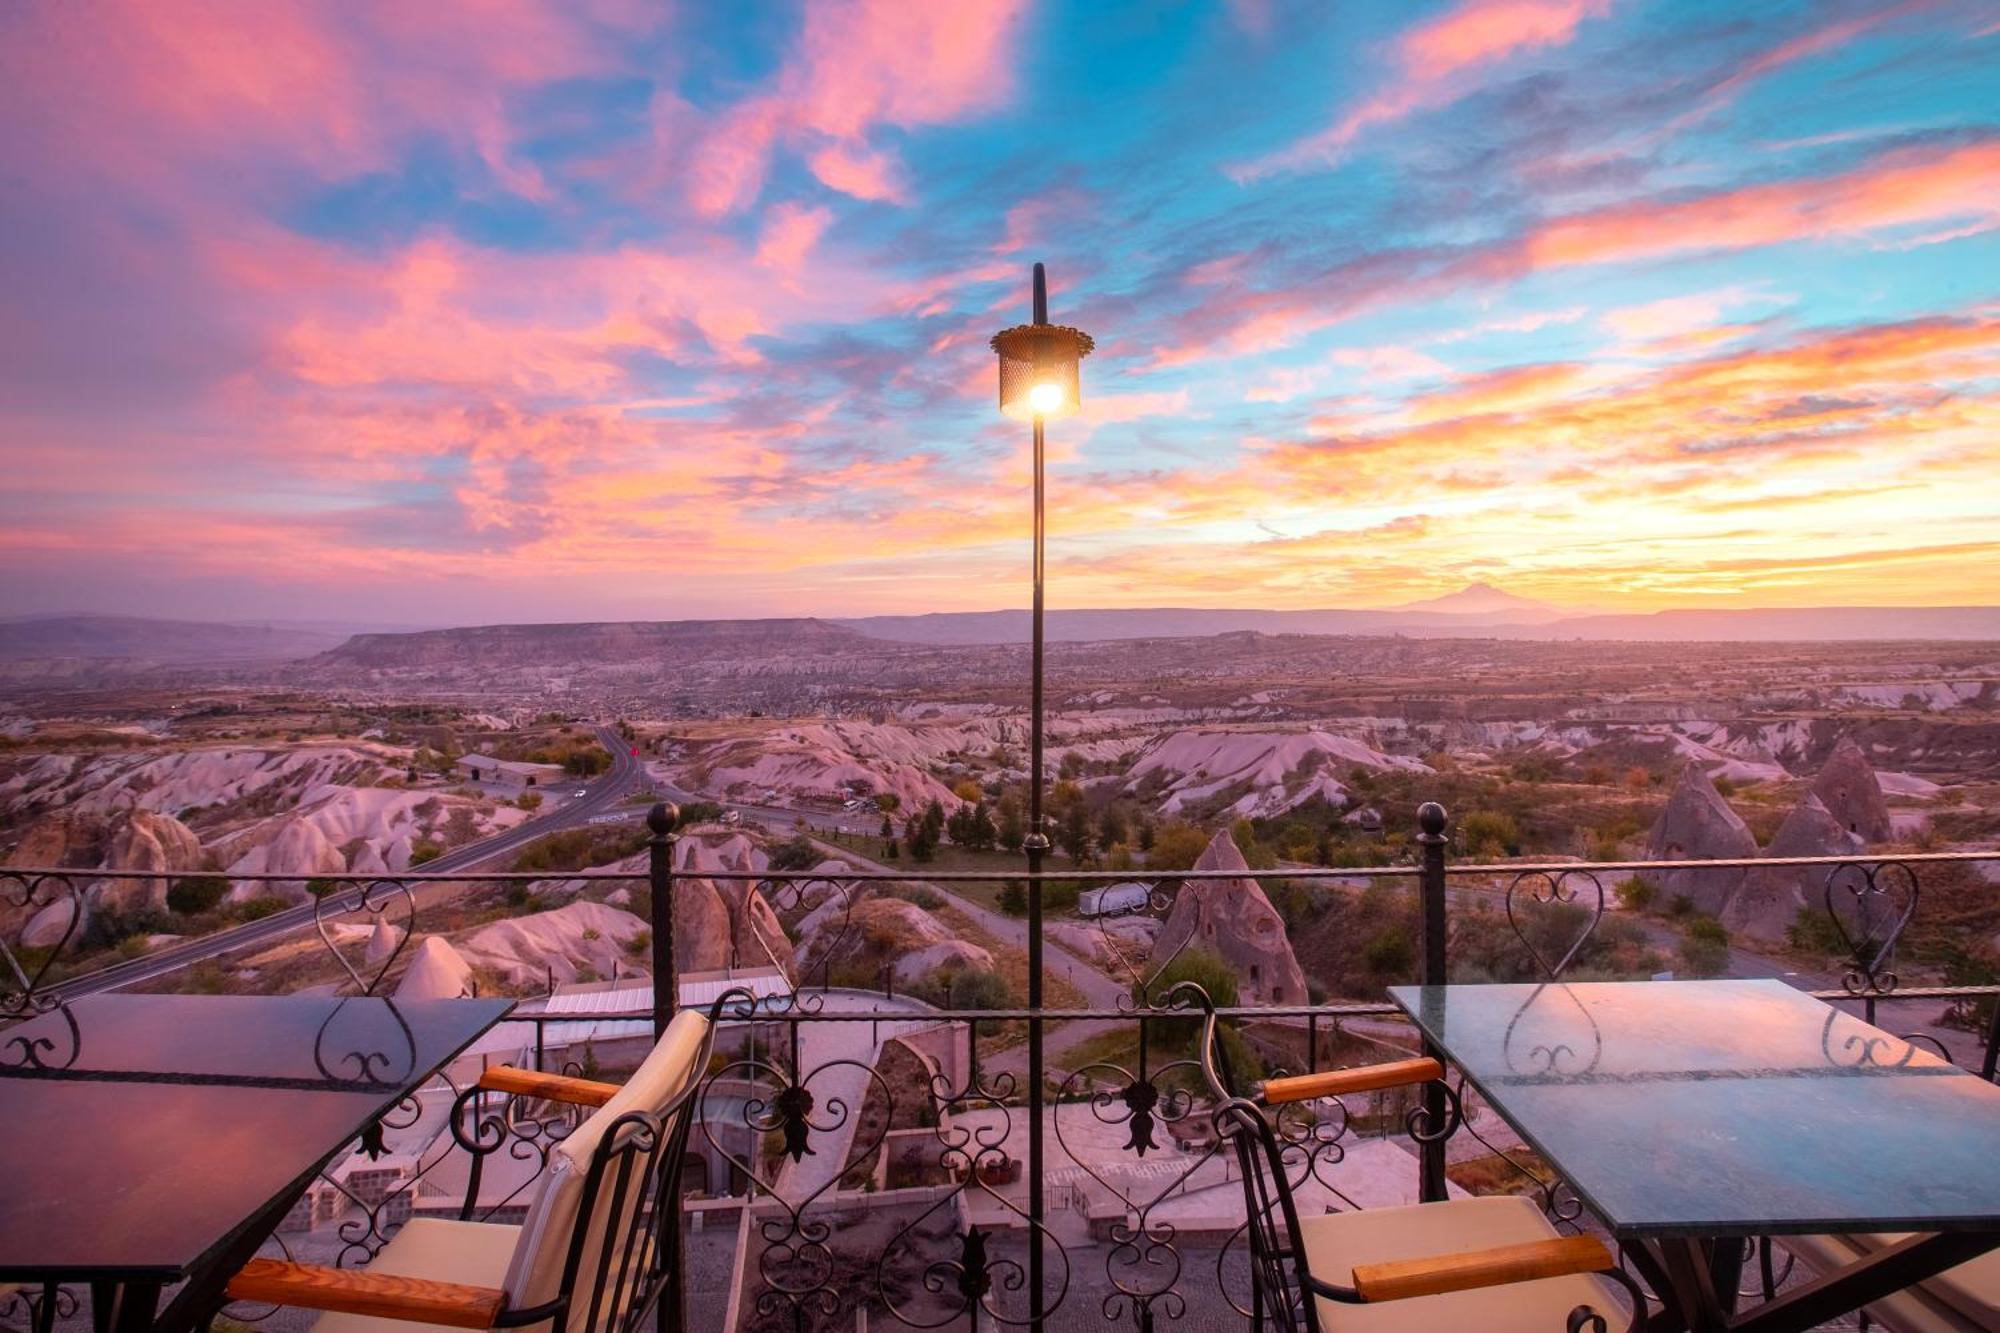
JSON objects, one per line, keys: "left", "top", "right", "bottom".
{"left": 314, "top": 878, "right": 416, "bottom": 996}
{"left": 878, "top": 1067, "right": 1070, "bottom": 1329}
{"left": 703, "top": 1048, "right": 895, "bottom": 1331}
{"left": 1823, "top": 861, "right": 1917, "bottom": 995}
{"left": 2, "top": 871, "right": 84, "bottom": 1020}
{"left": 1506, "top": 869, "right": 1605, "bottom": 980}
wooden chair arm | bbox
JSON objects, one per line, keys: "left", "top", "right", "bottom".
{"left": 225, "top": 1259, "right": 505, "bottom": 1328}
{"left": 477, "top": 1065, "right": 619, "bottom": 1107}
{"left": 1257, "top": 1057, "right": 1445, "bottom": 1105}
{"left": 1351, "top": 1234, "right": 1615, "bottom": 1303}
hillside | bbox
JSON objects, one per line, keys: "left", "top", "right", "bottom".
{"left": 311, "top": 618, "right": 873, "bottom": 670}
{"left": 0, "top": 615, "right": 346, "bottom": 663}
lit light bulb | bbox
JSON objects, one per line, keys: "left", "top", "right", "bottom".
{"left": 1028, "top": 381, "right": 1065, "bottom": 415}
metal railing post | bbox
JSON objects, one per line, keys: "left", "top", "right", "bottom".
{"left": 647, "top": 801, "right": 683, "bottom": 1333}
{"left": 649, "top": 802, "right": 681, "bottom": 1036}
{"left": 1416, "top": 801, "right": 1450, "bottom": 1203}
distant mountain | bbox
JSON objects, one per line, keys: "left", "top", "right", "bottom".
{"left": 1511, "top": 606, "right": 2000, "bottom": 642}
{"left": 839, "top": 600, "right": 2000, "bottom": 645}
{"left": 1389, "top": 582, "right": 1565, "bottom": 622}
{"left": 0, "top": 614, "right": 349, "bottom": 664}
{"left": 311, "top": 618, "right": 874, "bottom": 670}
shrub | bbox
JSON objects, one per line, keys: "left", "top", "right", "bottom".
{"left": 1679, "top": 935, "right": 1729, "bottom": 977}
{"left": 769, "top": 834, "right": 821, "bottom": 873}
{"left": 410, "top": 840, "right": 446, "bottom": 866}
{"left": 231, "top": 896, "right": 288, "bottom": 922}
{"left": 1362, "top": 923, "right": 1415, "bottom": 977}
{"left": 166, "top": 875, "right": 229, "bottom": 916}
{"left": 1683, "top": 915, "right": 1728, "bottom": 947}
{"left": 516, "top": 792, "right": 543, "bottom": 811}
{"left": 1147, "top": 821, "right": 1210, "bottom": 871}
{"left": 1665, "top": 894, "right": 1695, "bottom": 919}
{"left": 1615, "top": 877, "right": 1656, "bottom": 912}
{"left": 884, "top": 883, "right": 945, "bottom": 912}
{"left": 1459, "top": 810, "right": 1520, "bottom": 858}
{"left": 1787, "top": 907, "right": 1848, "bottom": 956}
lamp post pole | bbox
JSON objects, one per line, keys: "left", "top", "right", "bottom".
{"left": 1023, "top": 261, "right": 1051, "bottom": 1323}
{"left": 992, "top": 265, "right": 1089, "bottom": 1325}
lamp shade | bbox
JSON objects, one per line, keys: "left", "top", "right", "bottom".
{"left": 992, "top": 323, "right": 1095, "bottom": 420}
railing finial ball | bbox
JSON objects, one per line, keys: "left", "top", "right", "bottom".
{"left": 1417, "top": 802, "right": 1448, "bottom": 838}
{"left": 648, "top": 801, "right": 680, "bottom": 836}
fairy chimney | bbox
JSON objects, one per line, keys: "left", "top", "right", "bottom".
{"left": 1811, "top": 737, "right": 1893, "bottom": 843}
{"left": 1723, "top": 794, "right": 1863, "bottom": 941}
{"left": 1645, "top": 765, "right": 1757, "bottom": 917}
{"left": 1155, "top": 828, "right": 1307, "bottom": 1006}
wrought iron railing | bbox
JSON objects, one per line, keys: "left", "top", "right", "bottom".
{"left": 4, "top": 802, "right": 1999, "bottom": 1331}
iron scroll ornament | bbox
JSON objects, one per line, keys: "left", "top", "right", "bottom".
{"left": 1822, "top": 860, "right": 1918, "bottom": 996}
{"left": 1, "top": 870, "right": 83, "bottom": 1021}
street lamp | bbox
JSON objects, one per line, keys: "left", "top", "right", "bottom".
{"left": 990, "top": 261, "right": 1091, "bottom": 1320}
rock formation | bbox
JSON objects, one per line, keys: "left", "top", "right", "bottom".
{"left": 1644, "top": 765, "right": 1758, "bottom": 917}
{"left": 95, "top": 809, "right": 205, "bottom": 913}
{"left": 456, "top": 901, "right": 650, "bottom": 988}
{"left": 226, "top": 816, "right": 346, "bottom": 901}
{"left": 671, "top": 835, "right": 795, "bottom": 979}
{"left": 1811, "top": 737, "right": 1893, "bottom": 843}
{"left": 1154, "top": 829, "right": 1307, "bottom": 1005}
{"left": 1722, "top": 795, "right": 1863, "bottom": 940}
{"left": 795, "top": 894, "right": 992, "bottom": 985}
{"left": 4, "top": 807, "right": 204, "bottom": 916}
{"left": 395, "top": 936, "right": 474, "bottom": 1001}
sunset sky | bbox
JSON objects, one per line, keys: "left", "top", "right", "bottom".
{"left": 3, "top": 0, "right": 1997, "bottom": 624}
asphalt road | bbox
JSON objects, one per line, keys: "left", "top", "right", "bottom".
{"left": 50, "top": 723, "right": 648, "bottom": 999}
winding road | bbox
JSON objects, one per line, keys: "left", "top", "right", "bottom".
{"left": 48, "top": 723, "right": 647, "bottom": 999}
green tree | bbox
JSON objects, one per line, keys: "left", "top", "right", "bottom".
{"left": 1147, "top": 820, "right": 1210, "bottom": 870}
{"left": 1097, "top": 803, "right": 1129, "bottom": 854}
{"left": 966, "top": 802, "right": 998, "bottom": 852}
{"left": 1459, "top": 810, "right": 1520, "bottom": 858}
{"left": 995, "top": 794, "right": 1026, "bottom": 853}
{"left": 1058, "top": 802, "right": 1093, "bottom": 865}
{"left": 770, "top": 834, "right": 820, "bottom": 872}
{"left": 905, "top": 815, "right": 936, "bottom": 863}
{"left": 166, "top": 875, "right": 228, "bottom": 916}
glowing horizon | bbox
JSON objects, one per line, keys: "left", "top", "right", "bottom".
{"left": 3, "top": 1, "right": 1997, "bottom": 623}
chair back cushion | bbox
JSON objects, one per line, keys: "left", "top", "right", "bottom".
{"left": 499, "top": 1008, "right": 710, "bottom": 1328}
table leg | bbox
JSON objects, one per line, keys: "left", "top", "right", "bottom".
{"left": 1708, "top": 1237, "right": 1745, "bottom": 1317}
{"left": 87, "top": 1281, "right": 161, "bottom": 1333}
{"left": 1730, "top": 1231, "right": 2000, "bottom": 1333}
{"left": 1655, "top": 1239, "right": 1730, "bottom": 1332}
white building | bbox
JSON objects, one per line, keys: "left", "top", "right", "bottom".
{"left": 456, "top": 752, "right": 566, "bottom": 787}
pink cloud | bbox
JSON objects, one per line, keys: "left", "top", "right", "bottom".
{"left": 681, "top": 0, "right": 1029, "bottom": 214}
{"left": 1231, "top": 0, "right": 1609, "bottom": 179}
{"left": 1525, "top": 137, "right": 2000, "bottom": 268}
{"left": 755, "top": 202, "right": 836, "bottom": 272}
{"left": 807, "top": 142, "right": 910, "bottom": 203}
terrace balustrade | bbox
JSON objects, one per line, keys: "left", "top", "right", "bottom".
{"left": 5, "top": 804, "right": 1999, "bottom": 1332}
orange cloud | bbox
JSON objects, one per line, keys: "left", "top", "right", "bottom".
{"left": 1526, "top": 138, "right": 2000, "bottom": 268}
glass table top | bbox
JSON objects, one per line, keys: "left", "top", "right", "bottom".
{"left": 0, "top": 994, "right": 512, "bottom": 1280}
{"left": 1389, "top": 979, "right": 2000, "bottom": 1238}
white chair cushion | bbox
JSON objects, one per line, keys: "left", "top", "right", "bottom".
{"left": 1780, "top": 1232, "right": 1999, "bottom": 1333}
{"left": 498, "top": 1007, "right": 711, "bottom": 1329}
{"left": 309, "top": 1218, "right": 518, "bottom": 1333}
{"left": 1297, "top": 1195, "right": 1629, "bottom": 1332}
